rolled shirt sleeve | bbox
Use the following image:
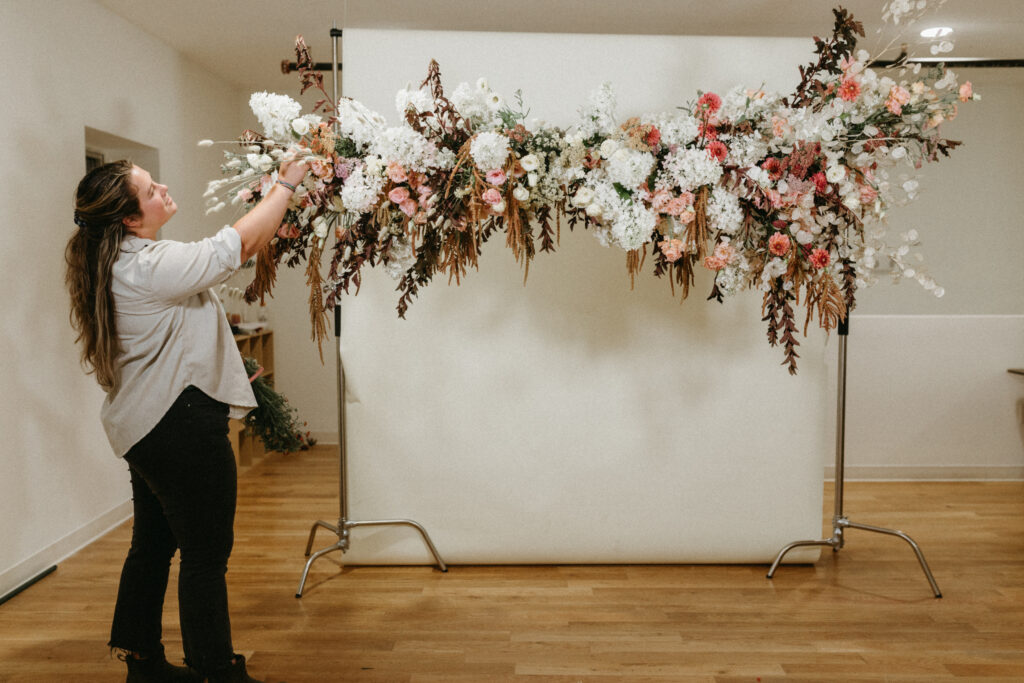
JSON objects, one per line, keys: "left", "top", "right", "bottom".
{"left": 145, "top": 226, "right": 242, "bottom": 303}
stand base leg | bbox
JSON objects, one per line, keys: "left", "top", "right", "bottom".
{"left": 296, "top": 517, "right": 448, "bottom": 598}
{"left": 767, "top": 517, "right": 941, "bottom": 598}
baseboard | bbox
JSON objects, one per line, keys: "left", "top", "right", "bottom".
{"left": 311, "top": 430, "right": 339, "bottom": 445}
{"left": 0, "top": 499, "right": 132, "bottom": 600}
{"left": 826, "top": 464, "right": 1024, "bottom": 481}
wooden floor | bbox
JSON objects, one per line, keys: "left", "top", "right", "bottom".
{"left": 2, "top": 446, "right": 1023, "bottom": 682}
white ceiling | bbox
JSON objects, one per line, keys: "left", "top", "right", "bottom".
{"left": 96, "top": 0, "right": 1024, "bottom": 94}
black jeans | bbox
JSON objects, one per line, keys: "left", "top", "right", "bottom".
{"left": 109, "top": 386, "right": 237, "bottom": 674}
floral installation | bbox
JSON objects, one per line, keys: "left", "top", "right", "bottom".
{"left": 201, "top": 2, "right": 977, "bottom": 373}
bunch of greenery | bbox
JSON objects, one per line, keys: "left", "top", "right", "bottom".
{"left": 242, "top": 357, "right": 316, "bottom": 453}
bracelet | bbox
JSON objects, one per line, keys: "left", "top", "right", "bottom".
{"left": 277, "top": 179, "right": 297, "bottom": 192}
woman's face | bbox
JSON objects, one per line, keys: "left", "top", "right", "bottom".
{"left": 123, "top": 165, "right": 176, "bottom": 239}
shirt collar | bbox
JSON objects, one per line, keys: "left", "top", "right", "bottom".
{"left": 121, "top": 234, "right": 155, "bottom": 253}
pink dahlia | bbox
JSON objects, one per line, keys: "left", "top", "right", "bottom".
{"left": 768, "top": 232, "right": 791, "bottom": 257}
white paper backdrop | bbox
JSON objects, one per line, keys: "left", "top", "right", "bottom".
{"left": 331, "top": 29, "right": 829, "bottom": 563}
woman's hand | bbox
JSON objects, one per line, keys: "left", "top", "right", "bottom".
{"left": 278, "top": 158, "right": 310, "bottom": 189}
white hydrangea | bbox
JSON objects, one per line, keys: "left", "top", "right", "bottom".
{"left": 662, "top": 148, "right": 723, "bottom": 191}
{"left": 718, "top": 85, "right": 782, "bottom": 124}
{"left": 340, "top": 161, "right": 384, "bottom": 214}
{"left": 707, "top": 186, "right": 744, "bottom": 235}
{"left": 249, "top": 92, "right": 302, "bottom": 140}
{"left": 587, "top": 180, "right": 657, "bottom": 251}
{"left": 470, "top": 132, "right": 511, "bottom": 172}
{"left": 724, "top": 134, "right": 769, "bottom": 168}
{"left": 336, "top": 97, "right": 387, "bottom": 151}
{"left": 652, "top": 111, "right": 701, "bottom": 148}
{"left": 368, "top": 125, "right": 439, "bottom": 172}
{"left": 395, "top": 85, "right": 433, "bottom": 116}
{"left": 451, "top": 79, "right": 502, "bottom": 128}
{"left": 606, "top": 147, "right": 655, "bottom": 190}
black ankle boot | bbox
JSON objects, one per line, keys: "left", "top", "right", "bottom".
{"left": 206, "top": 654, "right": 268, "bottom": 683}
{"left": 123, "top": 648, "right": 202, "bottom": 682}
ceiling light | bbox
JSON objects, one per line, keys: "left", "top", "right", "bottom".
{"left": 920, "top": 27, "right": 954, "bottom": 38}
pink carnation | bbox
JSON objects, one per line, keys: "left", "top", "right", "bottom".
{"left": 703, "top": 255, "right": 727, "bottom": 270}
{"left": 859, "top": 184, "right": 878, "bottom": 205}
{"left": 838, "top": 77, "right": 861, "bottom": 102}
{"left": 485, "top": 169, "right": 507, "bottom": 185}
{"left": 809, "top": 248, "right": 831, "bottom": 269}
{"left": 659, "top": 239, "right": 684, "bottom": 263}
{"left": 768, "top": 232, "right": 791, "bottom": 257}
{"left": 665, "top": 197, "right": 690, "bottom": 217}
{"left": 481, "top": 188, "right": 503, "bottom": 205}
{"left": 811, "top": 172, "right": 829, "bottom": 194}
{"left": 696, "top": 92, "right": 722, "bottom": 114}
{"left": 651, "top": 190, "right": 673, "bottom": 213}
{"left": 959, "top": 81, "right": 973, "bottom": 102}
{"left": 706, "top": 140, "right": 728, "bottom": 162}
{"left": 386, "top": 162, "right": 408, "bottom": 183}
{"left": 677, "top": 209, "right": 696, "bottom": 224}
{"left": 388, "top": 186, "right": 410, "bottom": 204}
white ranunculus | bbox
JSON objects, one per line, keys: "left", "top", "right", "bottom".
{"left": 573, "top": 186, "right": 595, "bottom": 206}
{"left": 513, "top": 186, "right": 530, "bottom": 202}
{"left": 826, "top": 164, "right": 846, "bottom": 183}
{"left": 491, "top": 200, "right": 506, "bottom": 214}
{"left": 291, "top": 118, "right": 311, "bottom": 136}
{"left": 599, "top": 138, "right": 620, "bottom": 159}
{"left": 520, "top": 154, "right": 540, "bottom": 172}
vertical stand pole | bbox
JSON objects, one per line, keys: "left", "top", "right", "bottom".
{"left": 766, "top": 317, "right": 941, "bottom": 598}
{"left": 295, "top": 27, "right": 447, "bottom": 598}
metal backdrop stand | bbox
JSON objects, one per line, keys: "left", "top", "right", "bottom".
{"left": 766, "top": 317, "right": 941, "bottom": 598}
{"left": 296, "top": 28, "right": 447, "bottom": 598}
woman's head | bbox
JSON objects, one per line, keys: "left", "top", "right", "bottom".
{"left": 66, "top": 159, "right": 142, "bottom": 391}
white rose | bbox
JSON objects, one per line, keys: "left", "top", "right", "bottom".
{"left": 585, "top": 202, "right": 603, "bottom": 218}
{"left": 826, "top": 164, "right": 846, "bottom": 183}
{"left": 512, "top": 186, "right": 530, "bottom": 202}
{"left": 573, "top": 186, "right": 595, "bottom": 206}
{"left": 520, "top": 154, "right": 540, "bottom": 172}
{"left": 599, "top": 139, "right": 620, "bottom": 159}
{"left": 291, "top": 118, "right": 311, "bottom": 136}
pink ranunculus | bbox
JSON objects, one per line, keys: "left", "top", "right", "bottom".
{"left": 386, "top": 162, "right": 408, "bottom": 183}
{"left": 706, "top": 140, "right": 728, "bottom": 162}
{"left": 485, "top": 169, "right": 507, "bottom": 185}
{"left": 388, "top": 186, "right": 410, "bottom": 204}
{"left": 959, "top": 81, "right": 973, "bottom": 102}
{"left": 651, "top": 190, "right": 673, "bottom": 213}
{"left": 838, "top": 77, "right": 861, "bottom": 102}
{"left": 659, "top": 239, "right": 684, "bottom": 263}
{"left": 481, "top": 188, "right": 503, "bottom": 205}
{"left": 768, "top": 232, "right": 791, "bottom": 257}
{"left": 809, "top": 248, "right": 831, "bottom": 269}
{"left": 399, "top": 198, "right": 418, "bottom": 217}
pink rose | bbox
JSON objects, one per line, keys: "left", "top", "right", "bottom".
{"left": 481, "top": 188, "right": 503, "bottom": 205}
{"left": 387, "top": 162, "right": 408, "bottom": 183}
{"left": 768, "top": 232, "right": 791, "bottom": 257}
{"left": 959, "top": 81, "right": 973, "bottom": 102}
{"left": 485, "top": 169, "right": 507, "bottom": 185}
{"left": 399, "top": 198, "right": 418, "bottom": 217}
{"left": 388, "top": 186, "right": 410, "bottom": 204}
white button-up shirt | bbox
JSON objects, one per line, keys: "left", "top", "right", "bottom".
{"left": 101, "top": 226, "right": 257, "bottom": 457}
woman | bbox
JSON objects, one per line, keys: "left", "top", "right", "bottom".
{"left": 66, "top": 158, "right": 308, "bottom": 683}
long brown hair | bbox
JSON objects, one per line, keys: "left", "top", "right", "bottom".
{"left": 65, "top": 160, "right": 139, "bottom": 391}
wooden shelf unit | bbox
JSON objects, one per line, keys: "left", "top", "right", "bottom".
{"left": 230, "top": 329, "right": 274, "bottom": 466}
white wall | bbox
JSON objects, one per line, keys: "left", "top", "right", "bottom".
{"left": 845, "top": 68, "right": 1024, "bottom": 479}
{"left": 0, "top": 0, "right": 244, "bottom": 597}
